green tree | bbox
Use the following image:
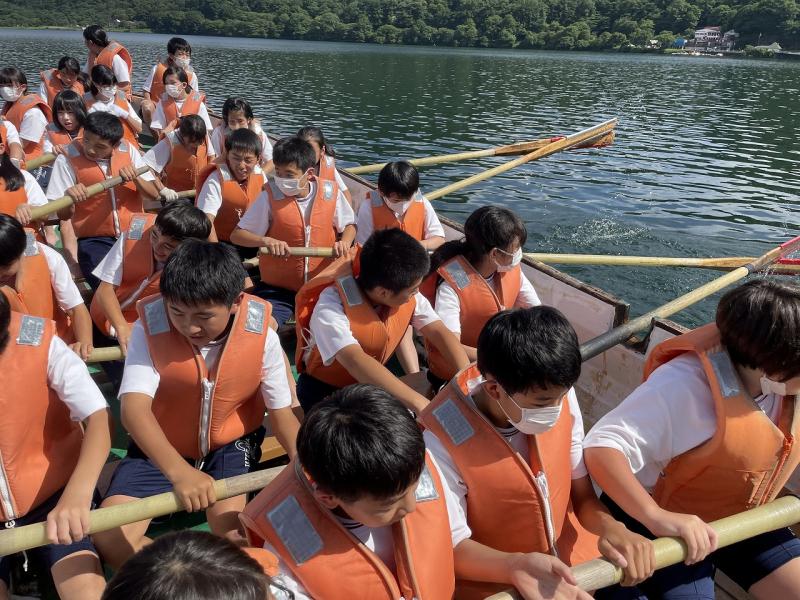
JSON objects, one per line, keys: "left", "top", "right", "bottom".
{"left": 454, "top": 17, "right": 479, "bottom": 46}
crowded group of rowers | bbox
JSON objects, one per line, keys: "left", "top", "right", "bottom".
{"left": 0, "top": 22, "right": 798, "bottom": 600}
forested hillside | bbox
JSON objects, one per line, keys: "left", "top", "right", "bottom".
{"left": 2, "top": 0, "right": 797, "bottom": 50}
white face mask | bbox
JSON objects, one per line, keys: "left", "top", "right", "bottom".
{"left": 98, "top": 85, "right": 117, "bottom": 100}
{"left": 173, "top": 56, "right": 191, "bottom": 69}
{"left": 0, "top": 86, "right": 22, "bottom": 102}
{"left": 760, "top": 376, "right": 800, "bottom": 397}
{"left": 495, "top": 247, "right": 523, "bottom": 272}
{"left": 495, "top": 384, "right": 562, "bottom": 435}
{"left": 165, "top": 83, "right": 184, "bottom": 99}
{"left": 384, "top": 197, "right": 410, "bottom": 215}
{"left": 274, "top": 175, "right": 305, "bottom": 196}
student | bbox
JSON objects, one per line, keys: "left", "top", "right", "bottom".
{"left": 294, "top": 228, "right": 469, "bottom": 414}
{"left": 0, "top": 66, "right": 52, "bottom": 162}
{"left": 0, "top": 214, "right": 93, "bottom": 359}
{"left": 39, "top": 56, "right": 85, "bottom": 108}
{"left": 210, "top": 97, "right": 273, "bottom": 171}
{"left": 93, "top": 240, "right": 301, "bottom": 569}
{"left": 90, "top": 201, "right": 211, "bottom": 354}
{"left": 43, "top": 90, "right": 87, "bottom": 156}
{"left": 83, "top": 24, "right": 132, "bottom": 99}
{"left": 84, "top": 65, "right": 141, "bottom": 146}
{"left": 0, "top": 116, "right": 24, "bottom": 166}
{"left": 141, "top": 37, "right": 199, "bottom": 126}
{"left": 241, "top": 384, "right": 469, "bottom": 600}
{"left": 230, "top": 136, "right": 356, "bottom": 326}
{"left": 148, "top": 66, "right": 212, "bottom": 140}
{"left": 0, "top": 293, "right": 110, "bottom": 600}
{"left": 48, "top": 112, "right": 158, "bottom": 289}
{"left": 196, "top": 127, "right": 265, "bottom": 254}
{"left": 144, "top": 114, "right": 212, "bottom": 199}
{"left": 102, "top": 531, "right": 287, "bottom": 600}
{"left": 297, "top": 126, "right": 352, "bottom": 206}
{"left": 425, "top": 205, "right": 542, "bottom": 388}
{"left": 0, "top": 128, "right": 48, "bottom": 225}
{"left": 421, "top": 307, "right": 654, "bottom": 599}
{"left": 584, "top": 279, "right": 800, "bottom": 600}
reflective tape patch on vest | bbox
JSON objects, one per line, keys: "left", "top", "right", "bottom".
{"left": 144, "top": 297, "right": 171, "bottom": 336}
{"left": 128, "top": 215, "right": 149, "bottom": 241}
{"left": 23, "top": 232, "right": 38, "bottom": 257}
{"left": 415, "top": 464, "right": 440, "bottom": 502}
{"left": 244, "top": 299, "right": 266, "bottom": 334}
{"left": 17, "top": 315, "right": 45, "bottom": 346}
{"left": 443, "top": 260, "right": 471, "bottom": 290}
{"left": 432, "top": 398, "right": 475, "bottom": 446}
{"left": 322, "top": 181, "right": 334, "bottom": 201}
{"left": 337, "top": 276, "right": 363, "bottom": 307}
{"left": 267, "top": 495, "right": 324, "bottom": 565}
{"left": 707, "top": 350, "right": 742, "bottom": 398}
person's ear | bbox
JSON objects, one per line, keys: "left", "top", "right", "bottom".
{"left": 230, "top": 292, "right": 244, "bottom": 316}
{"left": 314, "top": 488, "right": 339, "bottom": 510}
{"left": 482, "top": 377, "right": 503, "bottom": 402}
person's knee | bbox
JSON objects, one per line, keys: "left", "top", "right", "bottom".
{"left": 749, "top": 556, "right": 800, "bottom": 599}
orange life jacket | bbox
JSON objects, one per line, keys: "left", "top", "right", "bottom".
{"left": 90, "top": 214, "right": 160, "bottom": 336}
{"left": 39, "top": 69, "right": 85, "bottom": 108}
{"left": 240, "top": 456, "right": 455, "bottom": 600}
{"left": 0, "top": 176, "right": 28, "bottom": 218}
{"left": 2, "top": 95, "right": 53, "bottom": 160}
{"left": 1, "top": 232, "right": 71, "bottom": 339}
{"left": 259, "top": 179, "right": 339, "bottom": 292}
{"left": 366, "top": 190, "right": 426, "bottom": 241}
{"left": 157, "top": 91, "right": 205, "bottom": 136}
{"left": 420, "top": 365, "right": 598, "bottom": 598}
{"left": 0, "top": 119, "right": 7, "bottom": 147}
{"left": 148, "top": 61, "right": 170, "bottom": 102}
{"left": 0, "top": 311, "right": 83, "bottom": 521}
{"left": 45, "top": 123, "right": 82, "bottom": 148}
{"left": 295, "top": 255, "right": 415, "bottom": 387}
{"left": 162, "top": 131, "right": 209, "bottom": 193}
{"left": 645, "top": 323, "right": 800, "bottom": 522}
{"left": 92, "top": 42, "right": 133, "bottom": 99}
{"left": 196, "top": 163, "right": 262, "bottom": 242}
{"left": 63, "top": 139, "right": 142, "bottom": 239}
{"left": 135, "top": 293, "right": 271, "bottom": 459}
{"left": 241, "top": 547, "right": 280, "bottom": 578}
{"left": 317, "top": 153, "right": 337, "bottom": 181}
{"left": 424, "top": 256, "right": 521, "bottom": 381}
{"left": 83, "top": 91, "right": 138, "bottom": 146}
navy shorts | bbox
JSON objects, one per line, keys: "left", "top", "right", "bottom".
{"left": 251, "top": 283, "right": 296, "bottom": 328}
{"left": 296, "top": 373, "right": 341, "bottom": 414}
{"left": 595, "top": 494, "right": 800, "bottom": 600}
{"left": 104, "top": 427, "right": 265, "bottom": 500}
{"left": 77, "top": 236, "right": 116, "bottom": 290}
{"left": 0, "top": 488, "right": 97, "bottom": 585}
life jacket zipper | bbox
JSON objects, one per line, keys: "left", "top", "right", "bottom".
{"left": 0, "top": 450, "right": 17, "bottom": 521}
{"left": 198, "top": 377, "right": 214, "bottom": 460}
{"left": 762, "top": 435, "right": 794, "bottom": 503}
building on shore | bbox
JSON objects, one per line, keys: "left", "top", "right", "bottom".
{"left": 687, "top": 26, "right": 739, "bottom": 51}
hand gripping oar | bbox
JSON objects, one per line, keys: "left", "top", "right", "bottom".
{"left": 346, "top": 131, "right": 616, "bottom": 175}
{"left": 29, "top": 166, "right": 151, "bottom": 221}
{"left": 485, "top": 495, "right": 800, "bottom": 598}
{"left": 0, "top": 466, "right": 284, "bottom": 557}
{"left": 579, "top": 235, "right": 800, "bottom": 361}
{"left": 87, "top": 346, "right": 124, "bottom": 363}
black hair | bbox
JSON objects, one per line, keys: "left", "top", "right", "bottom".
{"left": 0, "top": 214, "right": 26, "bottom": 268}
{"left": 167, "top": 37, "right": 192, "bottom": 56}
{"left": 0, "top": 294, "right": 10, "bottom": 355}
{"left": 358, "top": 228, "right": 430, "bottom": 293}
{"left": 298, "top": 384, "right": 425, "bottom": 502}
{"left": 0, "top": 142, "right": 24, "bottom": 192}
{"left": 224, "top": 128, "right": 261, "bottom": 159}
{"left": 84, "top": 111, "right": 123, "bottom": 145}
{"left": 154, "top": 201, "right": 211, "bottom": 241}
{"left": 160, "top": 239, "right": 245, "bottom": 307}
{"left": 221, "top": 97, "right": 253, "bottom": 123}
{"left": 717, "top": 279, "right": 800, "bottom": 380}
{"left": 101, "top": 531, "right": 269, "bottom": 600}
{"left": 177, "top": 114, "right": 207, "bottom": 142}
{"left": 272, "top": 136, "right": 317, "bottom": 172}
{"left": 431, "top": 205, "right": 527, "bottom": 274}
{"left": 83, "top": 24, "right": 109, "bottom": 47}
{"left": 478, "top": 307, "right": 581, "bottom": 395}
{"left": 0, "top": 67, "right": 27, "bottom": 88}
{"left": 89, "top": 64, "right": 116, "bottom": 96}
{"left": 56, "top": 56, "right": 81, "bottom": 75}
{"left": 377, "top": 161, "right": 419, "bottom": 199}
{"left": 297, "top": 125, "right": 336, "bottom": 158}
{"left": 162, "top": 65, "right": 189, "bottom": 87}
{"left": 52, "top": 90, "right": 88, "bottom": 133}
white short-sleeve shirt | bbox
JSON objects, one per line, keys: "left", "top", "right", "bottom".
{"left": 47, "top": 334, "right": 108, "bottom": 421}
{"left": 355, "top": 195, "right": 444, "bottom": 246}
{"left": 35, "top": 242, "right": 85, "bottom": 311}
{"left": 304, "top": 286, "right": 440, "bottom": 366}
{"left": 143, "top": 64, "right": 199, "bottom": 93}
{"left": 19, "top": 106, "right": 48, "bottom": 144}
{"left": 2, "top": 119, "right": 21, "bottom": 146}
{"left": 195, "top": 169, "right": 268, "bottom": 218}
{"left": 210, "top": 126, "right": 273, "bottom": 164}
{"left": 22, "top": 169, "right": 47, "bottom": 207}
{"left": 120, "top": 320, "right": 292, "bottom": 411}
{"left": 86, "top": 96, "right": 142, "bottom": 127}
{"left": 150, "top": 99, "right": 213, "bottom": 133}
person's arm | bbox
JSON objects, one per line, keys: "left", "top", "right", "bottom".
{"left": 119, "top": 161, "right": 158, "bottom": 201}
{"left": 334, "top": 223, "right": 356, "bottom": 257}
{"left": 420, "top": 235, "right": 445, "bottom": 251}
{"left": 60, "top": 219, "right": 79, "bottom": 272}
{"left": 67, "top": 304, "right": 94, "bottom": 361}
{"left": 335, "top": 344, "right": 430, "bottom": 413}
{"left": 94, "top": 282, "right": 132, "bottom": 353}
{"left": 268, "top": 407, "right": 300, "bottom": 458}
{"left": 261, "top": 330, "right": 301, "bottom": 457}
{"left": 419, "top": 319, "right": 470, "bottom": 374}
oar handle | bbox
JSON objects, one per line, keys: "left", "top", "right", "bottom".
{"left": 24, "top": 153, "right": 56, "bottom": 170}
{"left": 29, "top": 166, "right": 151, "bottom": 221}
{"left": 0, "top": 466, "right": 284, "bottom": 557}
{"left": 486, "top": 495, "right": 800, "bottom": 598}
{"left": 175, "top": 189, "right": 196, "bottom": 199}
{"left": 87, "top": 346, "right": 124, "bottom": 363}
{"left": 259, "top": 247, "right": 336, "bottom": 258}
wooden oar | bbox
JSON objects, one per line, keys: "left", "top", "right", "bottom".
{"left": 0, "top": 466, "right": 284, "bottom": 557}
{"left": 426, "top": 119, "right": 618, "bottom": 202}
{"left": 29, "top": 166, "right": 151, "bottom": 221}
{"left": 524, "top": 253, "right": 800, "bottom": 274}
{"left": 259, "top": 247, "right": 336, "bottom": 258}
{"left": 346, "top": 131, "right": 616, "bottom": 175}
{"left": 485, "top": 495, "right": 800, "bottom": 598}
{"left": 579, "top": 235, "right": 800, "bottom": 361}
{"left": 87, "top": 346, "right": 124, "bottom": 363}
{"left": 24, "top": 153, "right": 56, "bottom": 170}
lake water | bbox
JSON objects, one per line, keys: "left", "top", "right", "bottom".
{"left": 2, "top": 29, "right": 799, "bottom": 327}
